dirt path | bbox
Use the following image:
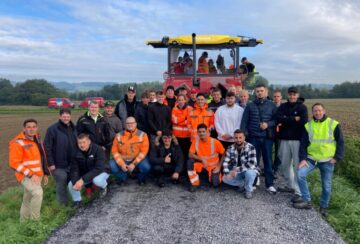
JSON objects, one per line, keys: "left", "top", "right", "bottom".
{"left": 46, "top": 180, "right": 344, "bottom": 244}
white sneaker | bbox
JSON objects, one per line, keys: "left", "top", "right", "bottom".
{"left": 267, "top": 186, "right": 277, "bottom": 195}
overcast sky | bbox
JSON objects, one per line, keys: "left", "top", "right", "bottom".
{"left": 0, "top": 0, "right": 359, "bottom": 84}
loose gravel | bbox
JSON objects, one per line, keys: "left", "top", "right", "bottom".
{"left": 45, "top": 177, "right": 344, "bottom": 244}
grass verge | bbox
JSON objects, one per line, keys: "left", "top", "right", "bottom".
{"left": 308, "top": 171, "right": 360, "bottom": 244}
{"left": 0, "top": 179, "right": 75, "bottom": 243}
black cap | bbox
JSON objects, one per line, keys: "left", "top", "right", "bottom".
{"left": 128, "top": 86, "right": 135, "bottom": 92}
{"left": 105, "top": 101, "right": 115, "bottom": 107}
{"left": 288, "top": 86, "right": 298, "bottom": 93}
{"left": 241, "top": 57, "right": 247, "bottom": 62}
{"left": 162, "top": 129, "right": 172, "bottom": 137}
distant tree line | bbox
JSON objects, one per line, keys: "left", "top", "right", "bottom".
{"left": 0, "top": 78, "right": 359, "bottom": 105}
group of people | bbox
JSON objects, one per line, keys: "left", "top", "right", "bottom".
{"left": 172, "top": 51, "right": 255, "bottom": 75}
{"left": 9, "top": 83, "right": 344, "bottom": 222}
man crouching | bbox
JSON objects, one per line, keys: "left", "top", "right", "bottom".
{"left": 68, "top": 133, "right": 109, "bottom": 207}
{"left": 222, "top": 129, "right": 258, "bottom": 199}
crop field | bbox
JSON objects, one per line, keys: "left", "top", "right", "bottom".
{"left": 0, "top": 99, "right": 359, "bottom": 193}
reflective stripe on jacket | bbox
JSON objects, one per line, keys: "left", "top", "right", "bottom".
{"left": 9, "top": 132, "right": 45, "bottom": 181}
{"left": 111, "top": 129, "right": 149, "bottom": 166}
{"left": 305, "top": 117, "right": 338, "bottom": 161}
{"left": 172, "top": 105, "right": 191, "bottom": 138}
{"left": 188, "top": 103, "right": 214, "bottom": 140}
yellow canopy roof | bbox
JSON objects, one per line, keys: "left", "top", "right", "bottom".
{"left": 146, "top": 34, "right": 263, "bottom": 48}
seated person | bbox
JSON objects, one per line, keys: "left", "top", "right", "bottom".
{"left": 222, "top": 129, "right": 257, "bottom": 199}
{"left": 109, "top": 117, "right": 151, "bottom": 185}
{"left": 68, "top": 133, "right": 109, "bottom": 206}
{"left": 184, "top": 58, "right": 194, "bottom": 75}
{"left": 150, "top": 129, "right": 184, "bottom": 187}
{"left": 216, "top": 54, "right": 225, "bottom": 74}
{"left": 174, "top": 57, "right": 185, "bottom": 74}
{"left": 208, "top": 59, "right": 217, "bottom": 74}
{"left": 187, "top": 124, "right": 225, "bottom": 192}
{"left": 198, "top": 51, "right": 209, "bottom": 74}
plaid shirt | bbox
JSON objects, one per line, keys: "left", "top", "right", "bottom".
{"left": 223, "top": 142, "right": 257, "bottom": 174}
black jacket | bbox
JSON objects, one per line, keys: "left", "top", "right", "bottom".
{"left": 70, "top": 143, "right": 105, "bottom": 184}
{"left": 241, "top": 98, "right": 277, "bottom": 138}
{"left": 299, "top": 115, "right": 345, "bottom": 162}
{"left": 76, "top": 112, "right": 111, "bottom": 147}
{"left": 114, "top": 95, "right": 139, "bottom": 128}
{"left": 135, "top": 102, "right": 150, "bottom": 134}
{"left": 208, "top": 99, "right": 225, "bottom": 113}
{"left": 44, "top": 120, "right": 77, "bottom": 168}
{"left": 148, "top": 102, "right": 172, "bottom": 135}
{"left": 276, "top": 98, "right": 308, "bottom": 140}
{"left": 150, "top": 136, "right": 184, "bottom": 173}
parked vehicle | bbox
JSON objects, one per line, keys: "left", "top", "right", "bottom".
{"left": 48, "top": 98, "right": 75, "bottom": 109}
{"left": 78, "top": 97, "right": 105, "bottom": 108}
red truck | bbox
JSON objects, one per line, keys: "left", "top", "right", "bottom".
{"left": 78, "top": 97, "right": 105, "bottom": 108}
{"left": 48, "top": 98, "right": 75, "bottom": 109}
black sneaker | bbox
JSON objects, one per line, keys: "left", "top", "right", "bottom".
{"left": 72, "top": 201, "right": 82, "bottom": 209}
{"left": 158, "top": 182, "right": 165, "bottom": 188}
{"left": 291, "top": 194, "right": 303, "bottom": 203}
{"left": 99, "top": 187, "right": 108, "bottom": 198}
{"left": 277, "top": 186, "right": 295, "bottom": 193}
{"left": 293, "top": 200, "right": 312, "bottom": 209}
{"left": 138, "top": 180, "right": 146, "bottom": 186}
{"left": 189, "top": 185, "right": 198, "bottom": 193}
{"left": 320, "top": 207, "right": 328, "bottom": 217}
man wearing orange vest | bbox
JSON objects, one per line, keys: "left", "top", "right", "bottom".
{"left": 187, "top": 123, "right": 225, "bottom": 192}
{"left": 188, "top": 92, "right": 214, "bottom": 141}
{"left": 198, "top": 51, "right": 209, "bottom": 74}
{"left": 9, "top": 119, "right": 50, "bottom": 222}
{"left": 109, "top": 116, "right": 151, "bottom": 185}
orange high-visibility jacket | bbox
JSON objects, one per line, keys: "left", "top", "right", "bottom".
{"left": 189, "top": 137, "right": 225, "bottom": 168}
{"left": 198, "top": 56, "right": 209, "bottom": 74}
{"left": 188, "top": 103, "right": 214, "bottom": 140}
{"left": 111, "top": 129, "right": 149, "bottom": 167}
{"left": 9, "top": 132, "right": 45, "bottom": 182}
{"left": 172, "top": 105, "right": 192, "bottom": 138}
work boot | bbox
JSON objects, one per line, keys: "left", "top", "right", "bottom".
{"left": 245, "top": 191, "right": 253, "bottom": 199}
{"left": 99, "top": 187, "right": 108, "bottom": 199}
{"left": 189, "top": 185, "right": 198, "bottom": 193}
{"left": 320, "top": 207, "right": 328, "bottom": 217}
{"left": 293, "top": 200, "right": 312, "bottom": 209}
{"left": 72, "top": 201, "right": 82, "bottom": 209}
{"left": 291, "top": 194, "right": 303, "bottom": 203}
{"left": 277, "top": 186, "right": 295, "bottom": 193}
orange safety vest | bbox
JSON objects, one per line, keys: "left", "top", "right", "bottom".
{"left": 198, "top": 56, "right": 209, "bottom": 74}
{"left": 111, "top": 129, "right": 149, "bottom": 166}
{"left": 9, "top": 132, "right": 45, "bottom": 182}
{"left": 172, "top": 105, "right": 192, "bottom": 138}
{"left": 194, "top": 137, "right": 222, "bottom": 168}
{"left": 188, "top": 103, "right": 214, "bottom": 140}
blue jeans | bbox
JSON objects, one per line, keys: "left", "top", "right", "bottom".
{"left": 248, "top": 137, "right": 274, "bottom": 187}
{"left": 68, "top": 172, "right": 109, "bottom": 202}
{"left": 222, "top": 169, "right": 257, "bottom": 192}
{"left": 297, "top": 159, "right": 335, "bottom": 208}
{"left": 109, "top": 157, "right": 151, "bottom": 183}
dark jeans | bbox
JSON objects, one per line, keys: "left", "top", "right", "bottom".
{"left": 109, "top": 157, "right": 151, "bottom": 183}
{"left": 273, "top": 137, "right": 281, "bottom": 173}
{"left": 53, "top": 167, "right": 70, "bottom": 205}
{"left": 153, "top": 164, "right": 177, "bottom": 183}
{"left": 177, "top": 137, "right": 191, "bottom": 175}
{"left": 247, "top": 137, "right": 274, "bottom": 187}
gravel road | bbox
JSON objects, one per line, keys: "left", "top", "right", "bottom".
{"left": 45, "top": 177, "right": 344, "bottom": 244}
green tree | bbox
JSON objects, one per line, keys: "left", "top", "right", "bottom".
{"left": 0, "top": 78, "right": 14, "bottom": 104}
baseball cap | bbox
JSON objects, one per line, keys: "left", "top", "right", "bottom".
{"left": 105, "top": 101, "right": 115, "bottom": 107}
{"left": 190, "top": 88, "right": 199, "bottom": 94}
{"left": 288, "top": 86, "right": 298, "bottom": 93}
{"left": 127, "top": 86, "right": 136, "bottom": 92}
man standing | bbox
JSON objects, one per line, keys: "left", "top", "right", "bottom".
{"left": 293, "top": 103, "right": 344, "bottom": 217}
{"left": 239, "top": 90, "right": 250, "bottom": 109}
{"left": 208, "top": 88, "right": 224, "bottom": 113}
{"left": 241, "top": 84, "right": 277, "bottom": 194}
{"left": 115, "top": 86, "right": 139, "bottom": 128}
{"left": 188, "top": 92, "right": 214, "bottom": 141}
{"left": 44, "top": 108, "right": 77, "bottom": 206}
{"left": 104, "top": 101, "right": 122, "bottom": 142}
{"left": 222, "top": 130, "right": 257, "bottom": 199}
{"left": 150, "top": 129, "right": 184, "bottom": 187}
{"left": 135, "top": 91, "right": 151, "bottom": 134}
{"left": 109, "top": 117, "right": 151, "bottom": 185}
{"left": 188, "top": 88, "right": 198, "bottom": 108}
{"left": 215, "top": 92, "right": 244, "bottom": 150}
{"left": 187, "top": 124, "right": 225, "bottom": 192}
{"left": 272, "top": 89, "right": 283, "bottom": 177}
{"left": 68, "top": 134, "right": 109, "bottom": 206}
{"left": 148, "top": 91, "right": 172, "bottom": 143}
{"left": 276, "top": 87, "right": 308, "bottom": 201}
{"left": 9, "top": 119, "right": 49, "bottom": 221}
{"left": 164, "top": 85, "right": 177, "bottom": 109}
{"left": 239, "top": 57, "right": 255, "bottom": 74}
